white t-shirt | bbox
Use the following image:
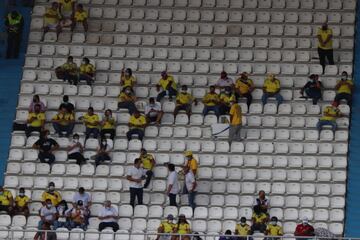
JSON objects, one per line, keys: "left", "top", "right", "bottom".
{"left": 185, "top": 172, "right": 196, "bottom": 192}
{"left": 127, "top": 166, "right": 146, "bottom": 188}
{"left": 40, "top": 206, "right": 57, "bottom": 221}
{"left": 73, "top": 192, "right": 91, "bottom": 207}
{"left": 99, "top": 206, "right": 118, "bottom": 223}
{"left": 216, "top": 77, "right": 234, "bottom": 87}
{"left": 144, "top": 103, "right": 161, "bottom": 117}
{"left": 167, "top": 171, "right": 179, "bottom": 194}
{"left": 253, "top": 197, "right": 270, "bottom": 208}
{"left": 68, "top": 140, "right": 82, "bottom": 155}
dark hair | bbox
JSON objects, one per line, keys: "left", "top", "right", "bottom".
{"left": 33, "top": 95, "right": 40, "bottom": 101}
{"left": 73, "top": 133, "right": 79, "bottom": 138}
{"left": 240, "top": 217, "right": 246, "bottom": 223}
{"left": 19, "top": 187, "right": 25, "bottom": 192}
{"left": 210, "top": 85, "right": 215, "bottom": 89}
{"left": 134, "top": 158, "right": 141, "bottom": 165}
{"left": 105, "top": 109, "right": 112, "bottom": 115}
{"left": 88, "top": 107, "right": 94, "bottom": 111}
{"left": 58, "top": 200, "right": 68, "bottom": 214}
{"left": 63, "top": 95, "right": 69, "bottom": 102}
{"left": 149, "top": 97, "right": 155, "bottom": 103}
{"left": 67, "top": 56, "right": 73, "bottom": 61}
{"left": 40, "top": 129, "right": 49, "bottom": 139}
{"left": 77, "top": 3, "right": 83, "bottom": 8}
{"left": 181, "top": 85, "right": 188, "bottom": 89}
{"left": 79, "top": 187, "right": 85, "bottom": 193}
{"left": 271, "top": 216, "right": 278, "bottom": 222}
{"left": 100, "top": 138, "right": 107, "bottom": 150}
{"left": 125, "top": 68, "right": 132, "bottom": 75}
{"left": 342, "top": 71, "right": 348, "bottom": 76}
{"left": 253, "top": 205, "right": 261, "bottom": 214}
{"left": 168, "top": 163, "right": 175, "bottom": 171}
{"left": 83, "top": 57, "right": 89, "bottom": 64}
{"left": 225, "top": 230, "right": 232, "bottom": 235}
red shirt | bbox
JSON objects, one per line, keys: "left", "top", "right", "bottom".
{"left": 294, "top": 224, "right": 314, "bottom": 236}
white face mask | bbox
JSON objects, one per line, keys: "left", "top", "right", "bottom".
{"left": 73, "top": 139, "right": 79, "bottom": 143}
{"left": 102, "top": 141, "right": 107, "bottom": 145}
{"left": 341, "top": 76, "right": 347, "bottom": 80}
{"left": 270, "top": 221, "right": 277, "bottom": 226}
{"left": 125, "top": 90, "right": 131, "bottom": 94}
{"left": 19, "top": 193, "right": 25, "bottom": 197}
{"left": 49, "top": 186, "right": 55, "bottom": 192}
{"left": 181, "top": 90, "right": 187, "bottom": 94}
{"left": 82, "top": 61, "right": 86, "bottom": 65}
{"left": 47, "top": 204, "right": 52, "bottom": 209}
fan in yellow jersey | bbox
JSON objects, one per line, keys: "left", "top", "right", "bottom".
{"left": 156, "top": 71, "right": 178, "bottom": 102}
{"left": 184, "top": 151, "right": 198, "bottom": 175}
{"left": 41, "top": 182, "right": 62, "bottom": 207}
{"left": 202, "top": 85, "right": 220, "bottom": 117}
{"left": 127, "top": 110, "right": 147, "bottom": 141}
{"left": 0, "top": 186, "right": 14, "bottom": 214}
{"left": 13, "top": 188, "right": 30, "bottom": 217}
{"left": 52, "top": 106, "right": 74, "bottom": 137}
{"left": 251, "top": 205, "right": 269, "bottom": 234}
{"left": 317, "top": 23, "right": 334, "bottom": 73}
{"left": 79, "top": 107, "right": 100, "bottom": 139}
{"left": 43, "top": 2, "right": 62, "bottom": 36}
{"left": 316, "top": 102, "right": 342, "bottom": 132}
{"left": 265, "top": 217, "right": 283, "bottom": 240}
{"left": 55, "top": 56, "right": 78, "bottom": 84}
{"left": 71, "top": 4, "right": 88, "bottom": 32}
{"left": 235, "top": 72, "right": 254, "bottom": 108}
{"left": 261, "top": 73, "right": 283, "bottom": 106}
{"left": 229, "top": 99, "right": 242, "bottom": 143}
{"left": 140, "top": 148, "right": 156, "bottom": 188}
{"left": 174, "top": 85, "right": 197, "bottom": 117}
{"left": 26, "top": 103, "right": 45, "bottom": 137}
{"left": 118, "top": 86, "right": 138, "bottom": 115}
{"left": 121, "top": 68, "right": 136, "bottom": 91}
{"left": 78, "top": 57, "right": 95, "bottom": 86}
{"left": 100, "top": 109, "right": 116, "bottom": 140}
{"left": 334, "top": 71, "right": 354, "bottom": 106}
{"left": 235, "top": 217, "right": 251, "bottom": 240}
{"left": 156, "top": 214, "right": 176, "bottom": 240}
{"left": 171, "top": 214, "right": 191, "bottom": 240}
{"left": 58, "top": 0, "right": 75, "bottom": 18}
{"left": 219, "top": 86, "right": 236, "bottom": 115}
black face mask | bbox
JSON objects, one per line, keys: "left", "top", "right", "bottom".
{"left": 322, "top": 26, "right": 328, "bottom": 31}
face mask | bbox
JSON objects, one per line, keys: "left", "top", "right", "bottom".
{"left": 73, "top": 139, "right": 79, "bottom": 143}
{"left": 302, "top": 222, "right": 308, "bottom": 225}
{"left": 341, "top": 76, "right": 346, "bottom": 80}
{"left": 240, "top": 223, "right": 246, "bottom": 226}
{"left": 105, "top": 206, "right": 111, "bottom": 210}
{"left": 49, "top": 186, "right": 55, "bottom": 192}
{"left": 181, "top": 90, "right": 187, "bottom": 94}
{"left": 125, "top": 90, "right": 131, "bottom": 94}
{"left": 19, "top": 193, "right": 25, "bottom": 197}
{"left": 47, "top": 204, "right": 52, "bottom": 209}
{"left": 225, "top": 91, "right": 231, "bottom": 95}
{"left": 270, "top": 221, "right": 277, "bottom": 226}
{"left": 125, "top": 73, "right": 130, "bottom": 77}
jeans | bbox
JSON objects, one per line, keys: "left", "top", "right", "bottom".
{"left": 126, "top": 128, "right": 144, "bottom": 141}
{"left": 202, "top": 105, "right": 220, "bottom": 117}
{"left": 305, "top": 88, "right": 322, "bottom": 105}
{"left": 53, "top": 122, "right": 74, "bottom": 137}
{"left": 26, "top": 126, "right": 41, "bottom": 137}
{"left": 78, "top": 74, "right": 94, "bottom": 86}
{"left": 69, "top": 221, "right": 87, "bottom": 230}
{"left": 85, "top": 127, "right": 99, "bottom": 139}
{"left": 130, "top": 187, "right": 143, "bottom": 207}
{"left": 188, "top": 191, "right": 197, "bottom": 210}
{"left": 174, "top": 104, "right": 191, "bottom": 116}
{"left": 99, "top": 222, "right": 119, "bottom": 232}
{"left": 317, "top": 120, "right": 337, "bottom": 132}
{"left": 250, "top": 223, "right": 266, "bottom": 234}
{"left": 156, "top": 87, "right": 178, "bottom": 102}
{"left": 334, "top": 92, "right": 352, "bottom": 106}
{"left": 236, "top": 92, "right": 253, "bottom": 107}
{"left": 38, "top": 220, "right": 60, "bottom": 230}
{"left": 95, "top": 153, "right": 111, "bottom": 166}
{"left": 261, "top": 92, "right": 283, "bottom": 105}
{"left": 144, "top": 170, "right": 153, "bottom": 188}
{"left": 318, "top": 48, "right": 334, "bottom": 72}
{"left": 38, "top": 152, "right": 55, "bottom": 164}
{"left": 219, "top": 104, "right": 230, "bottom": 115}
{"left": 101, "top": 129, "right": 115, "bottom": 140}
{"left": 118, "top": 101, "right": 137, "bottom": 115}
{"left": 168, "top": 193, "right": 177, "bottom": 207}
{"left": 68, "top": 152, "right": 86, "bottom": 165}
{"left": 229, "top": 125, "right": 241, "bottom": 142}
{"left": 63, "top": 72, "right": 78, "bottom": 85}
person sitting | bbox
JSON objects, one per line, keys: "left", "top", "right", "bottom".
{"left": 140, "top": 148, "right": 156, "bottom": 189}
{"left": 56, "top": 200, "right": 70, "bottom": 229}
{"left": 94, "top": 138, "right": 112, "bottom": 166}
{"left": 156, "top": 214, "right": 176, "bottom": 240}
{"left": 13, "top": 187, "right": 30, "bottom": 218}
{"left": 78, "top": 57, "right": 95, "bottom": 85}
{"left": 174, "top": 85, "right": 197, "bottom": 117}
{"left": 79, "top": 107, "right": 100, "bottom": 139}
{"left": 219, "top": 86, "right": 236, "bottom": 115}
{"left": 254, "top": 190, "right": 270, "bottom": 214}
{"left": 118, "top": 86, "right": 138, "bottom": 115}
{"left": 33, "top": 130, "right": 59, "bottom": 165}
{"left": 316, "top": 102, "right": 342, "bottom": 132}
{"left": 127, "top": 110, "right": 147, "bottom": 141}
{"left": 43, "top": 2, "right": 62, "bottom": 36}
{"left": 235, "top": 72, "right": 254, "bottom": 108}
{"left": 120, "top": 68, "right": 136, "bottom": 91}
{"left": 334, "top": 71, "right": 354, "bottom": 106}
{"left": 0, "top": 186, "right": 14, "bottom": 215}
{"left": 35, "top": 199, "right": 59, "bottom": 239}
{"left": 98, "top": 200, "right": 119, "bottom": 232}
{"left": 67, "top": 134, "right": 86, "bottom": 165}
{"left": 300, "top": 74, "right": 323, "bottom": 105}
{"left": 202, "top": 85, "right": 220, "bottom": 117}
{"left": 59, "top": 0, "right": 75, "bottom": 19}
{"left": 41, "top": 182, "right": 62, "bottom": 207}
{"left": 251, "top": 205, "right": 268, "bottom": 234}
{"left": 294, "top": 217, "right": 314, "bottom": 240}
{"left": 26, "top": 103, "right": 45, "bottom": 137}
{"left": 55, "top": 56, "right": 78, "bottom": 84}
{"left": 265, "top": 217, "right": 283, "bottom": 240}
{"left": 71, "top": 4, "right": 88, "bottom": 32}
{"left": 184, "top": 151, "right": 198, "bottom": 175}
{"left": 29, "top": 95, "right": 46, "bottom": 113}
{"left": 52, "top": 106, "right": 74, "bottom": 137}
{"left": 235, "top": 217, "right": 251, "bottom": 240}
{"left": 261, "top": 73, "right": 283, "bottom": 106}
{"left": 156, "top": 71, "right": 178, "bottom": 102}
{"left": 73, "top": 187, "right": 91, "bottom": 219}
{"left": 68, "top": 200, "right": 87, "bottom": 230}
{"left": 145, "top": 97, "right": 163, "bottom": 125}
{"left": 219, "top": 230, "right": 237, "bottom": 240}
{"left": 172, "top": 214, "right": 191, "bottom": 240}
{"left": 100, "top": 109, "right": 116, "bottom": 140}
{"left": 216, "top": 71, "right": 234, "bottom": 90}
{"left": 59, "top": 95, "right": 74, "bottom": 114}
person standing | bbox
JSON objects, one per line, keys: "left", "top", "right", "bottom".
{"left": 126, "top": 158, "right": 146, "bottom": 208}
{"left": 184, "top": 151, "right": 198, "bottom": 176}
{"left": 139, "top": 148, "right": 156, "bottom": 189}
{"left": 98, "top": 201, "right": 119, "bottom": 232}
{"left": 166, "top": 163, "right": 179, "bottom": 207}
{"left": 229, "top": 99, "right": 242, "bottom": 143}
{"left": 5, "top": 10, "right": 23, "bottom": 59}
{"left": 183, "top": 166, "right": 197, "bottom": 211}
{"left": 317, "top": 23, "right": 334, "bottom": 73}
{"left": 32, "top": 130, "right": 59, "bottom": 165}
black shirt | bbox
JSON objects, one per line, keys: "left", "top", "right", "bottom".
{"left": 59, "top": 102, "right": 75, "bottom": 113}
{"left": 303, "top": 81, "right": 322, "bottom": 91}
{"left": 34, "top": 138, "right": 58, "bottom": 152}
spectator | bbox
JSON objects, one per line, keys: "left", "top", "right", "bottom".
{"left": 26, "top": 104, "right": 45, "bottom": 137}
{"left": 156, "top": 214, "right": 176, "bottom": 240}
{"left": 41, "top": 182, "right": 62, "bottom": 207}
{"left": 183, "top": 166, "right": 197, "bottom": 211}
{"left": 140, "top": 148, "right": 156, "bottom": 189}
{"left": 68, "top": 200, "right": 87, "bottom": 230}
{"left": 202, "top": 85, "right": 220, "bottom": 117}
{"left": 94, "top": 138, "right": 112, "bottom": 166}
{"left": 100, "top": 109, "right": 116, "bottom": 140}
{"left": 229, "top": 98, "right": 242, "bottom": 143}
{"left": 33, "top": 130, "right": 59, "bottom": 165}
{"left": 121, "top": 68, "right": 136, "bottom": 90}
{"left": 156, "top": 71, "right": 178, "bottom": 102}
{"left": 265, "top": 217, "right": 283, "bottom": 240}
{"left": 334, "top": 71, "right": 354, "bottom": 106}
{"left": 73, "top": 187, "right": 91, "bottom": 223}
{"left": 316, "top": 102, "right": 342, "bottom": 132}
{"left": 71, "top": 4, "right": 88, "bottom": 32}
{"left": 126, "top": 110, "right": 147, "bottom": 141}
{"left": 184, "top": 151, "right": 198, "bottom": 175}
{"left": 58, "top": 0, "right": 75, "bottom": 19}
{"left": 172, "top": 214, "right": 191, "bottom": 240}
{"left": 254, "top": 190, "right": 270, "bottom": 214}
{"left": 317, "top": 23, "right": 334, "bottom": 73}
{"left": 235, "top": 72, "right": 254, "bottom": 108}
{"left": 0, "top": 186, "right": 13, "bottom": 214}
{"left": 59, "top": 95, "right": 74, "bottom": 114}
{"left": 52, "top": 106, "right": 74, "bottom": 137}
{"left": 43, "top": 2, "right": 62, "bottom": 36}
{"left": 262, "top": 74, "right": 283, "bottom": 106}
{"left": 219, "top": 87, "right": 236, "bottom": 115}
{"left": 118, "top": 86, "right": 138, "bottom": 115}
{"left": 34, "top": 222, "right": 57, "bottom": 240}
{"left": 56, "top": 200, "right": 70, "bottom": 229}
{"left": 219, "top": 230, "right": 237, "bottom": 240}
{"left": 251, "top": 205, "right": 268, "bottom": 234}
{"left": 300, "top": 74, "right": 323, "bottom": 105}
{"left": 29, "top": 95, "right": 46, "bottom": 113}
{"left": 126, "top": 158, "right": 146, "bottom": 207}
{"left": 216, "top": 71, "right": 234, "bottom": 90}
{"left": 166, "top": 163, "right": 179, "bottom": 207}
{"left": 13, "top": 187, "right": 30, "bottom": 217}
{"left": 98, "top": 200, "right": 119, "bottom": 232}
{"left": 55, "top": 56, "right": 78, "bottom": 84}
{"left": 235, "top": 217, "right": 251, "bottom": 240}
{"left": 67, "top": 134, "right": 86, "bottom": 165}
{"left": 37, "top": 199, "right": 59, "bottom": 232}
{"left": 174, "top": 85, "right": 197, "bottom": 117}
{"left": 78, "top": 57, "right": 95, "bottom": 85}
{"left": 145, "top": 97, "right": 163, "bottom": 125}
{"left": 294, "top": 217, "right": 315, "bottom": 240}
{"left": 79, "top": 107, "right": 100, "bottom": 139}
{"left": 5, "top": 10, "right": 23, "bottom": 59}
